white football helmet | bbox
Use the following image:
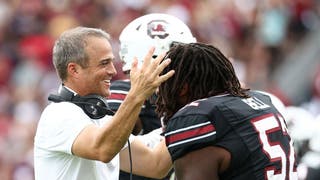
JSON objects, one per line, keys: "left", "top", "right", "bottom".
{"left": 119, "top": 13, "right": 196, "bottom": 72}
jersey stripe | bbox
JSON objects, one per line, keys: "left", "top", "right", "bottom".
{"left": 165, "top": 122, "right": 212, "bottom": 136}
{"left": 107, "top": 100, "right": 146, "bottom": 109}
{"left": 110, "top": 90, "right": 129, "bottom": 94}
{"left": 108, "top": 93, "right": 126, "bottom": 100}
{"left": 165, "top": 121, "right": 216, "bottom": 147}
{"left": 167, "top": 131, "right": 216, "bottom": 148}
{"left": 107, "top": 99, "right": 123, "bottom": 104}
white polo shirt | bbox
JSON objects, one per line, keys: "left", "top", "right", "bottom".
{"left": 34, "top": 101, "right": 134, "bottom": 180}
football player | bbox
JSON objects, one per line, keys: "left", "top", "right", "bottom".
{"left": 156, "top": 42, "right": 298, "bottom": 180}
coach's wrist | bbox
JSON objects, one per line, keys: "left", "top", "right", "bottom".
{"left": 125, "top": 91, "right": 146, "bottom": 105}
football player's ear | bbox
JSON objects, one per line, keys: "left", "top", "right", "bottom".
{"left": 179, "top": 83, "right": 189, "bottom": 97}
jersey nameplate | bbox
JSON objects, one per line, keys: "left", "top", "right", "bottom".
{"left": 242, "top": 97, "right": 270, "bottom": 110}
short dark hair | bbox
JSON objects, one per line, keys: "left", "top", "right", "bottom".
{"left": 52, "top": 27, "right": 110, "bottom": 81}
{"left": 156, "top": 42, "right": 249, "bottom": 124}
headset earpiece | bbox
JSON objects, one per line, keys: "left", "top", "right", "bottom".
{"left": 48, "top": 86, "right": 114, "bottom": 119}
{"left": 74, "top": 94, "right": 115, "bottom": 119}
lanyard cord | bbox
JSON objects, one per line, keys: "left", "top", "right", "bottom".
{"left": 127, "top": 139, "right": 133, "bottom": 180}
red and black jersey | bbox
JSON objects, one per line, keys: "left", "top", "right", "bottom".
{"left": 164, "top": 91, "right": 298, "bottom": 180}
{"left": 108, "top": 79, "right": 161, "bottom": 134}
{"left": 107, "top": 79, "right": 131, "bottom": 111}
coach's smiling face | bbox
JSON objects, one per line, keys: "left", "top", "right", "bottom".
{"left": 66, "top": 36, "right": 117, "bottom": 97}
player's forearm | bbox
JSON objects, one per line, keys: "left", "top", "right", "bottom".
{"left": 134, "top": 140, "right": 173, "bottom": 178}
{"left": 151, "top": 141, "right": 173, "bottom": 178}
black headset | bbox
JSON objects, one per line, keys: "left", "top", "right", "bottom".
{"left": 49, "top": 86, "right": 133, "bottom": 179}
{"left": 48, "top": 86, "right": 115, "bottom": 119}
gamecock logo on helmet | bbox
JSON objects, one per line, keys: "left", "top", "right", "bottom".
{"left": 147, "top": 20, "right": 169, "bottom": 39}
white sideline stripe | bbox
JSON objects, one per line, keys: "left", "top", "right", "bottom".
{"left": 110, "top": 90, "right": 128, "bottom": 94}
{"left": 165, "top": 121, "right": 211, "bottom": 136}
{"left": 168, "top": 131, "right": 216, "bottom": 148}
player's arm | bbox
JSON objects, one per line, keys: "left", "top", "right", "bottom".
{"left": 72, "top": 48, "right": 174, "bottom": 162}
{"left": 120, "top": 139, "right": 172, "bottom": 179}
{"left": 174, "top": 146, "right": 231, "bottom": 180}
{"left": 164, "top": 109, "right": 231, "bottom": 180}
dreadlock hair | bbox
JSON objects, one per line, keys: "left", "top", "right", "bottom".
{"left": 156, "top": 42, "right": 250, "bottom": 125}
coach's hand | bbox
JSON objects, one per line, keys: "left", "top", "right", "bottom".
{"left": 129, "top": 47, "right": 174, "bottom": 102}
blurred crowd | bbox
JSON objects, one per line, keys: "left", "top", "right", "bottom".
{"left": 0, "top": 0, "right": 319, "bottom": 179}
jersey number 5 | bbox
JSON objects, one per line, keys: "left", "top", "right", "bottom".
{"left": 251, "top": 114, "right": 297, "bottom": 180}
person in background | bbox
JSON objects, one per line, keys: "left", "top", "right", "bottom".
{"left": 106, "top": 13, "right": 196, "bottom": 180}
{"left": 156, "top": 42, "right": 298, "bottom": 180}
{"left": 33, "top": 26, "right": 174, "bottom": 180}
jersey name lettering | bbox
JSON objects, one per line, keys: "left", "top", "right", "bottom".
{"left": 242, "top": 97, "right": 270, "bottom": 110}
